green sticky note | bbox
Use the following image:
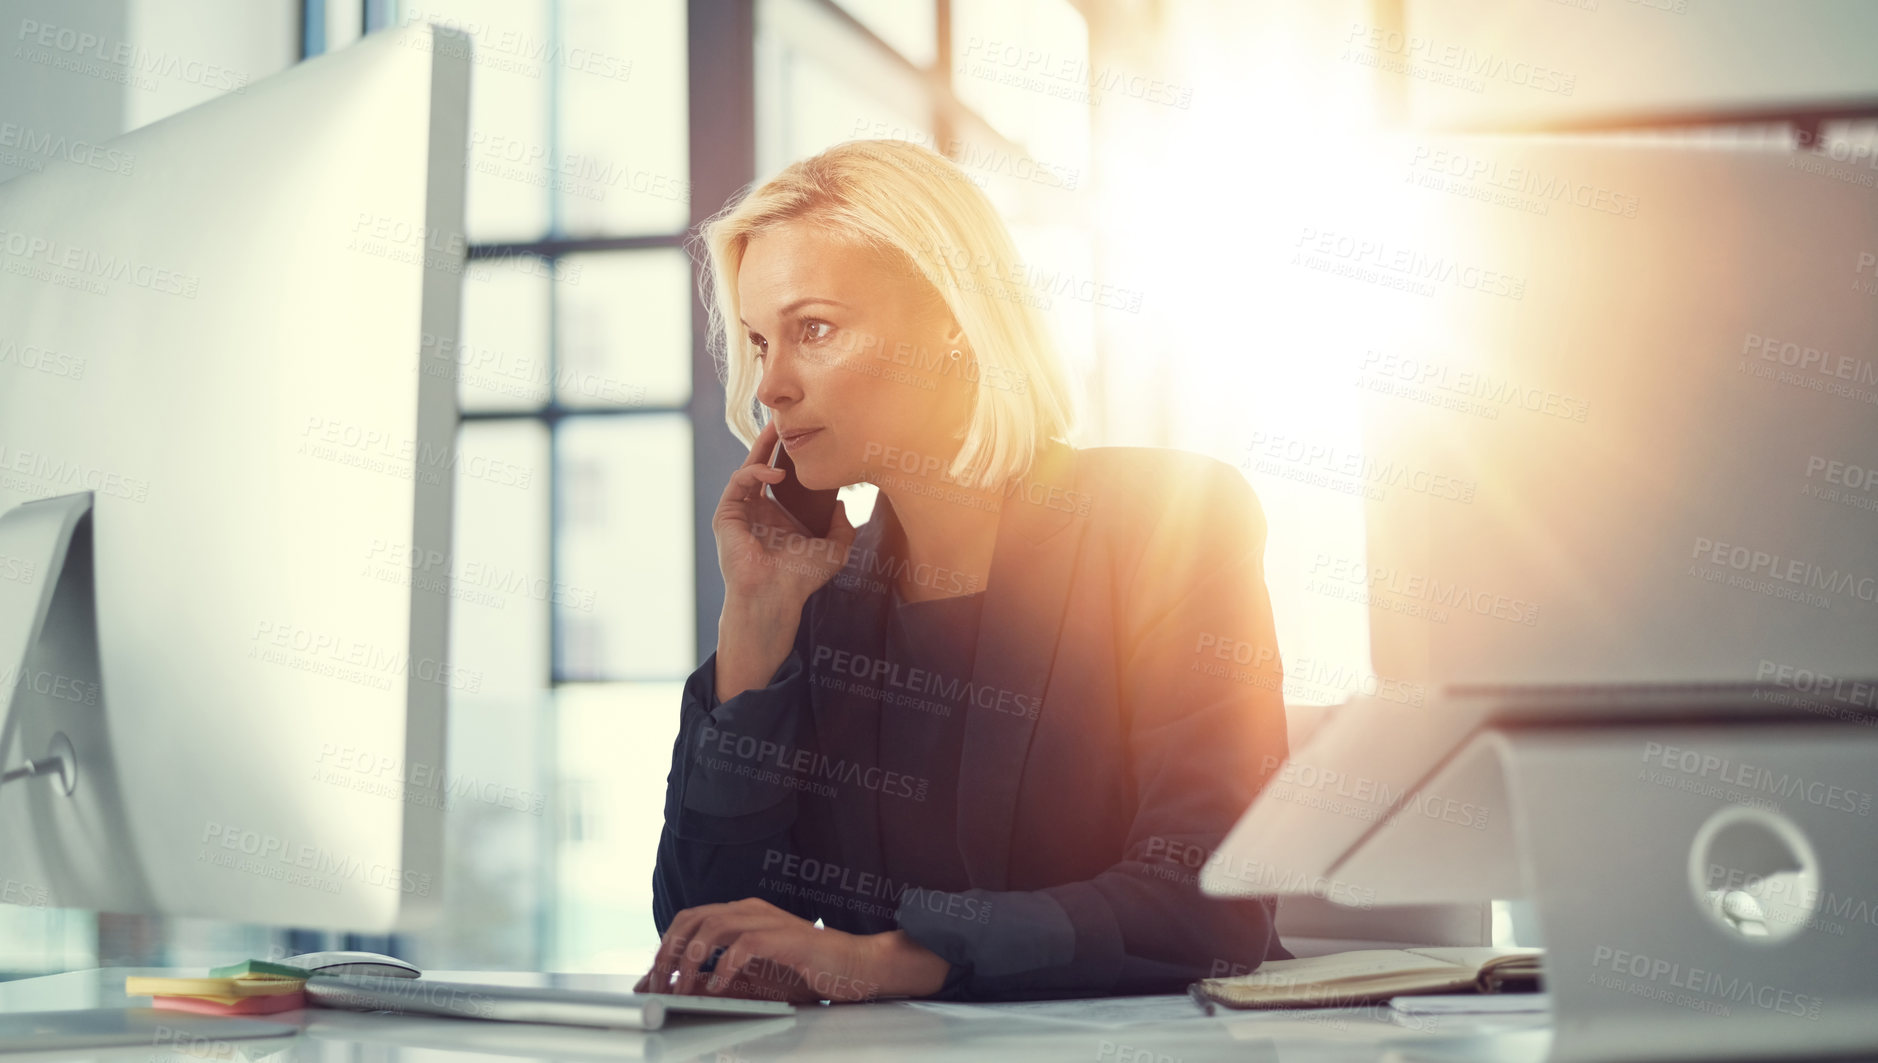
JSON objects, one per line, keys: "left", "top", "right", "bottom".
{"left": 208, "top": 959, "right": 311, "bottom": 980}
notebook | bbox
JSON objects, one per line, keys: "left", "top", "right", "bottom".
{"left": 1190, "top": 947, "right": 1543, "bottom": 1010}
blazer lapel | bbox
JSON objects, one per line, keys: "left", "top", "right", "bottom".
{"left": 957, "top": 442, "right": 1090, "bottom": 888}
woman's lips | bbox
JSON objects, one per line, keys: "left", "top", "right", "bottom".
{"left": 779, "top": 428, "right": 822, "bottom": 451}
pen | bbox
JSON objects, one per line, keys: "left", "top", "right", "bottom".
{"left": 1188, "top": 982, "right": 1216, "bottom": 1017}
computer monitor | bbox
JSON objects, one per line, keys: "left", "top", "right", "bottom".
{"left": 1363, "top": 136, "right": 1878, "bottom": 691}
{"left": 1205, "top": 134, "right": 1878, "bottom": 902}
{"left": 0, "top": 23, "right": 469, "bottom": 931}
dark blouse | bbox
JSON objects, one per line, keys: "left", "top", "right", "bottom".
{"left": 876, "top": 588, "right": 985, "bottom": 896}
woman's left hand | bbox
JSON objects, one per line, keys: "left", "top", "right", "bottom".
{"left": 634, "top": 898, "right": 950, "bottom": 1002}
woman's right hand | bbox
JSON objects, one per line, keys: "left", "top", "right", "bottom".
{"left": 714, "top": 421, "right": 857, "bottom": 610}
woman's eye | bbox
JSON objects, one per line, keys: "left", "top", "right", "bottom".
{"left": 748, "top": 333, "right": 767, "bottom": 359}
{"left": 800, "top": 320, "right": 834, "bottom": 344}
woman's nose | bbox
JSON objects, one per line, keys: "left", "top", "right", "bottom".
{"left": 755, "top": 348, "right": 804, "bottom": 409}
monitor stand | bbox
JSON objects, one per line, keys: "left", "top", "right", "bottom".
{"left": 1, "top": 500, "right": 305, "bottom": 1050}
{"left": 0, "top": 491, "right": 155, "bottom": 914}
{"left": 1340, "top": 711, "right": 1878, "bottom": 1063}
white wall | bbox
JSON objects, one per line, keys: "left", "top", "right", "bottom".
{"left": 122, "top": 0, "right": 297, "bottom": 129}
{"left": 0, "top": 0, "right": 295, "bottom": 185}
{"left": 0, "top": 0, "right": 129, "bottom": 184}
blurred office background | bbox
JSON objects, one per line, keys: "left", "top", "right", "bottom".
{"left": 2, "top": 0, "right": 1873, "bottom": 977}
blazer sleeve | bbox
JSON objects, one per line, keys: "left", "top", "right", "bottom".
{"left": 652, "top": 614, "right": 820, "bottom": 933}
{"left": 893, "top": 462, "right": 1291, "bottom": 998}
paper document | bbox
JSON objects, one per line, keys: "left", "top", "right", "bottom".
{"left": 1390, "top": 993, "right": 1551, "bottom": 1015}
{"left": 904, "top": 994, "right": 1207, "bottom": 1028}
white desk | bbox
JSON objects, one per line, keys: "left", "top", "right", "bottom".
{"left": 0, "top": 968, "right": 1554, "bottom": 1062}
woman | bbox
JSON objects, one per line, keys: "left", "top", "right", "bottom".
{"left": 637, "top": 139, "right": 1291, "bottom": 1003}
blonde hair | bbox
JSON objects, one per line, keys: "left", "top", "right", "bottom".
{"left": 695, "top": 139, "right": 1076, "bottom": 490}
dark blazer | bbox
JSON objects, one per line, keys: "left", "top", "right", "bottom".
{"left": 654, "top": 442, "right": 1292, "bottom": 999}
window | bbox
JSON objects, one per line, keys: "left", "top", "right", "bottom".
{"left": 390, "top": 0, "right": 697, "bottom": 971}
{"left": 7, "top": 0, "right": 1101, "bottom": 979}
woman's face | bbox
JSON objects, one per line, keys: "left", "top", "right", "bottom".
{"left": 737, "top": 219, "right": 976, "bottom": 492}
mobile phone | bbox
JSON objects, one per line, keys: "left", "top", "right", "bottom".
{"left": 763, "top": 440, "right": 840, "bottom": 538}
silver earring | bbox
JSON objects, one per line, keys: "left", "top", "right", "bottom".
{"left": 948, "top": 348, "right": 962, "bottom": 361}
